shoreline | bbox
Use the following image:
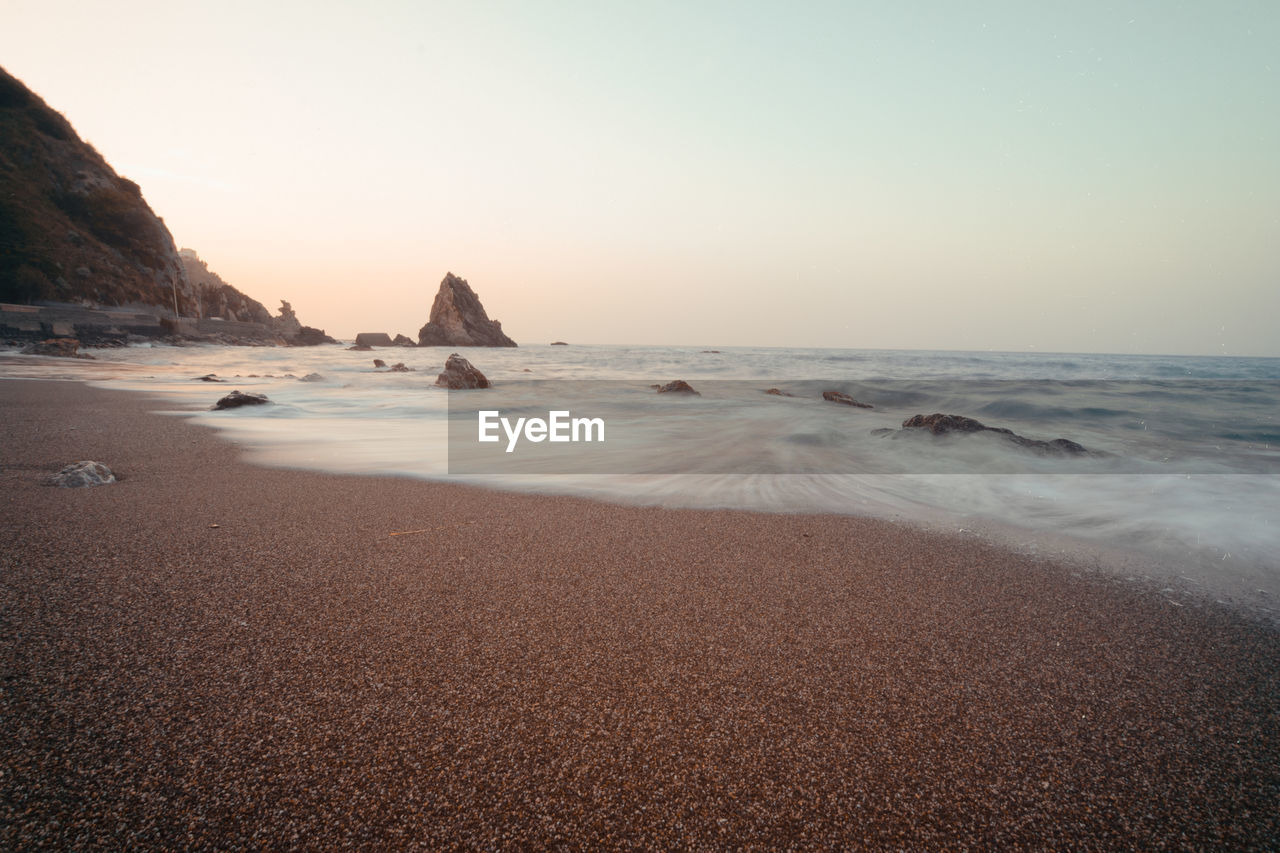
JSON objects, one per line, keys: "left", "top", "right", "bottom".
{"left": 2, "top": 378, "right": 1278, "bottom": 847}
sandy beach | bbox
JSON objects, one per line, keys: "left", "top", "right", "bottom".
{"left": 1, "top": 377, "right": 1277, "bottom": 849}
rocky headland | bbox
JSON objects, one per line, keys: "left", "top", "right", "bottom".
{"left": 0, "top": 66, "right": 332, "bottom": 349}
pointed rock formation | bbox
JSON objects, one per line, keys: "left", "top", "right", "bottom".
{"left": 417, "top": 273, "right": 516, "bottom": 347}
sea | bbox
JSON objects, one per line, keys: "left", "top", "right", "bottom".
{"left": 6, "top": 342, "right": 1279, "bottom": 616}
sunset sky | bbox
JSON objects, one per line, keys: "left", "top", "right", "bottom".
{"left": 4, "top": 1, "right": 1278, "bottom": 355}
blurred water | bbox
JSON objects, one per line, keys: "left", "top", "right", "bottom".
{"left": 5, "top": 342, "right": 1278, "bottom": 606}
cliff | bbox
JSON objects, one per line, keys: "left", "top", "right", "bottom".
{"left": 0, "top": 66, "right": 191, "bottom": 311}
{"left": 178, "top": 248, "right": 273, "bottom": 324}
{"left": 417, "top": 273, "right": 517, "bottom": 347}
{"left": 0, "top": 67, "right": 334, "bottom": 347}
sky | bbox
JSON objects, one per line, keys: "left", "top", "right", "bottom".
{"left": 3, "top": 0, "right": 1278, "bottom": 355}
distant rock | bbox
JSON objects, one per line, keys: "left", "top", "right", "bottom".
{"left": 701, "top": 350, "right": 721, "bottom": 354}
{"left": 373, "top": 359, "right": 387, "bottom": 368}
{"left": 299, "top": 373, "right": 324, "bottom": 382}
{"left": 356, "top": 332, "right": 395, "bottom": 347}
{"left": 213, "top": 390, "right": 270, "bottom": 410}
{"left": 194, "top": 374, "right": 225, "bottom": 382}
{"left": 435, "top": 353, "right": 490, "bottom": 389}
{"left": 288, "top": 325, "right": 336, "bottom": 346}
{"left": 550, "top": 341, "right": 569, "bottom": 346}
{"left": 392, "top": 334, "right": 416, "bottom": 347}
{"left": 348, "top": 344, "right": 372, "bottom": 351}
{"left": 764, "top": 388, "right": 795, "bottom": 397}
{"left": 823, "top": 390, "right": 873, "bottom": 409}
{"left": 22, "top": 338, "right": 92, "bottom": 359}
{"left": 656, "top": 380, "right": 700, "bottom": 395}
{"left": 418, "top": 273, "right": 517, "bottom": 347}
{"left": 897, "top": 413, "right": 1088, "bottom": 455}
{"left": 388, "top": 363, "right": 414, "bottom": 372}
{"left": 275, "top": 300, "right": 304, "bottom": 338}
{"left": 50, "top": 461, "right": 115, "bottom": 488}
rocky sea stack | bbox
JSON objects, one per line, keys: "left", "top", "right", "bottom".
{"left": 417, "top": 273, "right": 516, "bottom": 348}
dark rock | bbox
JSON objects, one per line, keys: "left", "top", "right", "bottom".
{"left": 50, "top": 461, "right": 115, "bottom": 487}
{"left": 418, "top": 273, "right": 517, "bottom": 347}
{"left": 288, "top": 325, "right": 336, "bottom": 346}
{"left": 823, "top": 390, "right": 873, "bottom": 408}
{"left": 901, "top": 413, "right": 992, "bottom": 435}
{"left": 299, "top": 373, "right": 324, "bottom": 382}
{"left": 435, "top": 353, "right": 490, "bottom": 389}
{"left": 22, "top": 338, "right": 92, "bottom": 359}
{"left": 356, "top": 332, "right": 395, "bottom": 347}
{"left": 764, "top": 388, "right": 795, "bottom": 397}
{"left": 656, "top": 380, "right": 700, "bottom": 395}
{"left": 373, "top": 359, "right": 387, "bottom": 368}
{"left": 213, "top": 390, "right": 270, "bottom": 410}
{"left": 392, "top": 334, "right": 416, "bottom": 347}
{"left": 348, "top": 344, "right": 372, "bottom": 351}
{"left": 550, "top": 341, "right": 569, "bottom": 346}
{"left": 898, "top": 413, "right": 1088, "bottom": 455}
{"left": 194, "top": 374, "right": 225, "bottom": 382}
{"left": 388, "top": 363, "right": 414, "bottom": 372}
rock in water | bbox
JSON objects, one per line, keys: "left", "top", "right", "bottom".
{"left": 901, "top": 413, "right": 991, "bottom": 434}
{"left": 22, "top": 338, "right": 92, "bottom": 359}
{"left": 656, "top": 380, "right": 700, "bottom": 395}
{"left": 823, "top": 390, "right": 873, "bottom": 408}
{"left": 435, "top": 353, "right": 490, "bottom": 389}
{"left": 417, "top": 273, "right": 517, "bottom": 347}
{"left": 898, "top": 413, "right": 1088, "bottom": 455}
{"left": 356, "top": 332, "right": 394, "bottom": 347}
{"left": 213, "top": 390, "right": 271, "bottom": 410}
{"left": 51, "top": 461, "right": 115, "bottom": 487}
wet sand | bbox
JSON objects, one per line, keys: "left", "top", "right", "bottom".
{"left": 1, "top": 378, "right": 1277, "bottom": 849}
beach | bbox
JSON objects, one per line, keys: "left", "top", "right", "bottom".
{"left": 2, "top": 378, "right": 1277, "bottom": 848}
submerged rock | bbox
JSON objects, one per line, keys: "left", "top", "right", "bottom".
{"left": 299, "top": 373, "right": 324, "bottom": 382}
{"left": 435, "top": 353, "right": 490, "bottom": 389}
{"left": 656, "top": 380, "right": 700, "bottom": 395}
{"left": 418, "top": 273, "right": 517, "bottom": 347}
{"left": 764, "top": 388, "right": 795, "bottom": 397}
{"left": 194, "top": 374, "right": 225, "bottom": 382}
{"left": 823, "top": 390, "right": 873, "bottom": 408}
{"left": 897, "top": 413, "right": 1088, "bottom": 455}
{"left": 213, "top": 390, "right": 271, "bottom": 410}
{"left": 388, "top": 363, "right": 414, "bottom": 372}
{"left": 50, "top": 460, "right": 115, "bottom": 487}
{"left": 22, "top": 338, "right": 92, "bottom": 359}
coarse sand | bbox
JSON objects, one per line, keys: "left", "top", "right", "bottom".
{"left": 1, "top": 378, "right": 1277, "bottom": 849}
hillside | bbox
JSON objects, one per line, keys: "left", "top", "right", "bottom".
{"left": 0, "top": 65, "right": 193, "bottom": 311}
{"left": 0, "top": 66, "right": 335, "bottom": 346}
